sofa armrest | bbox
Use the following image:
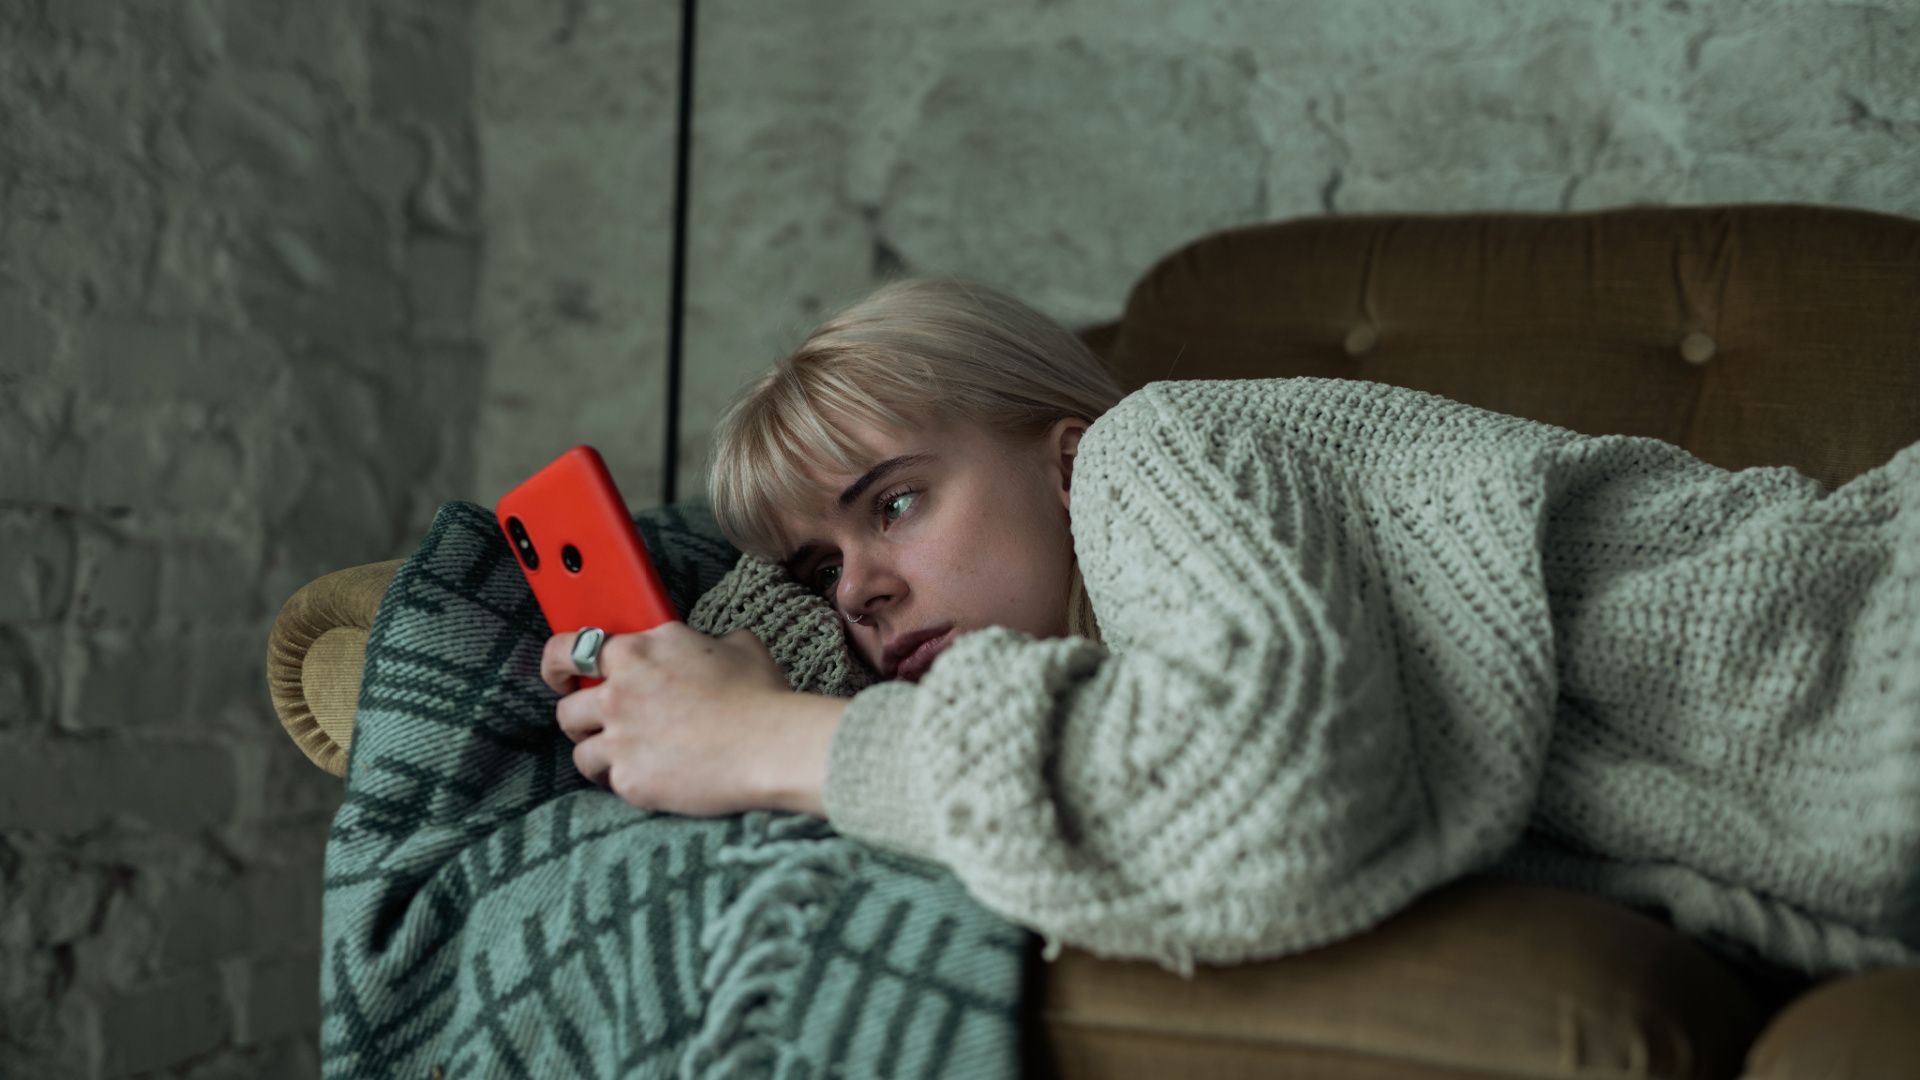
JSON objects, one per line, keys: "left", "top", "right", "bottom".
{"left": 1744, "top": 967, "right": 1920, "bottom": 1079}
{"left": 265, "top": 559, "right": 402, "bottom": 777}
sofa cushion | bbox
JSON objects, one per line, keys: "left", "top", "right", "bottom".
{"left": 1039, "top": 878, "right": 1769, "bottom": 1080}
{"left": 1108, "top": 205, "right": 1920, "bottom": 491}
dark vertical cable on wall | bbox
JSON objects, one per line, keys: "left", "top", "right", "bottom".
{"left": 662, "top": 0, "right": 698, "bottom": 505}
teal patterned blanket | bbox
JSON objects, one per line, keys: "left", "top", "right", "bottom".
{"left": 321, "top": 501, "right": 1029, "bottom": 1078}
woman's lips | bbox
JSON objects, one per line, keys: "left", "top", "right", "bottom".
{"left": 895, "top": 628, "right": 956, "bottom": 682}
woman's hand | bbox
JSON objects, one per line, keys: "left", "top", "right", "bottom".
{"left": 539, "top": 623, "right": 842, "bottom": 818}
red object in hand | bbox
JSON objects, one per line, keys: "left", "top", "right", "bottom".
{"left": 495, "top": 445, "right": 678, "bottom": 687}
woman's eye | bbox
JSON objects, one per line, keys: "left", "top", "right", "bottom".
{"left": 813, "top": 489, "right": 916, "bottom": 594}
{"left": 881, "top": 490, "right": 916, "bottom": 521}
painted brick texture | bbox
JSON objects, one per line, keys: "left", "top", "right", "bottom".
{"left": 6, "top": 1, "right": 1920, "bottom": 1077}
{"left": 0, "top": 0, "right": 480, "bottom": 1076}
{"left": 671, "top": 0, "right": 1920, "bottom": 497}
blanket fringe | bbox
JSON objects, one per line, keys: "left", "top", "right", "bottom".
{"left": 680, "top": 813, "right": 863, "bottom": 1079}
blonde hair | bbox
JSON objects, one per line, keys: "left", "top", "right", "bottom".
{"left": 706, "top": 277, "right": 1125, "bottom": 644}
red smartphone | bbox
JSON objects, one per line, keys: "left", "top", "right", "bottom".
{"left": 495, "top": 445, "right": 678, "bottom": 687}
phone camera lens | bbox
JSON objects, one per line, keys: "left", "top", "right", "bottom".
{"left": 506, "top": 516, "right": 539, "bottom": 570}
{"left": 562, "top": 544, "right": 583, "bottom": 573}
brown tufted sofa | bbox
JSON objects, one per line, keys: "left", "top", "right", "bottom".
{"left": 269, "top": 203, "right": 1920, "bottom": 1078}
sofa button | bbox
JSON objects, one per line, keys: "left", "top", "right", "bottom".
{"left": 1344, "top": 324, "right": 1378, "bottom": 357}
{"left": 1680, "top": 331, "right": 1716, "bottom": 365}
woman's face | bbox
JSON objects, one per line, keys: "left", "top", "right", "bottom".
{"left": 775, "top": 414, "right": 1085, "bottom": 682}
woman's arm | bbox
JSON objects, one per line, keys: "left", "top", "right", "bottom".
{"left": 764, "top": 693, "right": 847, "bottom": 818}
{"left": 818, "top": 380, "right": 1559, "bottom": 974}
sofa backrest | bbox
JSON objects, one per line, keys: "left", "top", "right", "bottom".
{"left": 1099, "top": 205, "right": 1920, "bottom": 489}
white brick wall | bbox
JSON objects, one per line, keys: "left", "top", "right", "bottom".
{"left": 669, "top": 0, "right": 1920, "bottom": 496}
{"left": 0, "top": 1, "right": 480, "bottom": 1076}
{"left": 5, "top": 1, "right": 1918, "bottom": 1076}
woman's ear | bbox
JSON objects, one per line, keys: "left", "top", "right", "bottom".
{"left": 1051, "top": 417, "right": 1088, "bottom": 509}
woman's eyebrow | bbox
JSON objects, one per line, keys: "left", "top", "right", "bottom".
{"left": 786, "top": 452, "right": 938, "bottom": 567}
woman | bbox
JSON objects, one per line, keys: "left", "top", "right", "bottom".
{"left": 541, "top": 277, "right": 1920, "bottom": 977}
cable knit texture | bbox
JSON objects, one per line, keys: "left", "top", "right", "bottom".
{"left": 689, "top": 551, "right": 879, "bottom": 699}
{"left": 822, "top": 376, "right": 1920, "bottom": 977}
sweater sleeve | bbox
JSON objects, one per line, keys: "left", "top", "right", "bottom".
{"left": 822, "top": 381, "right": 1546, "bottom": 974}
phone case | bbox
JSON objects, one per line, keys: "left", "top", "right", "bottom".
{"left": 495, "top": 446, "right": 678, "bottom": 683}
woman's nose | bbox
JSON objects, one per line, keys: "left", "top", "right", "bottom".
{"left": 837, "top": 553, "right": 899, "bottom": 616}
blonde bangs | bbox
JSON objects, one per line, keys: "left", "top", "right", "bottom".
{"left": 705, "top": 276, "right": 1127, "bottom": 580}
{"left": 708, "top": 361, "right": 924, "bottom": 561}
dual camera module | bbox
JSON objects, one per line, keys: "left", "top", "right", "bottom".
{"left": 505, "top": 516, "right": 583, "bottom": 574}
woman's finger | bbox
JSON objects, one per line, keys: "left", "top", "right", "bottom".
{"left": 540, "top": 632, "right": 584, "bottom": 695}
{"left": 555, "top": 684, "right": 603, "bottom": 744}
{"left": 572, "top": 733, "right": 611, "bottom": 788}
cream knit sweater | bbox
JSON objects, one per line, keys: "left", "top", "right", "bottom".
{"left": 820, "top": 377, "right": 1920, "bottom": 977}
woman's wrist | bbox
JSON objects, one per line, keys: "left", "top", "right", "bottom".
{"left": 762, "top": 692, "right": 847, "bottom": 817}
